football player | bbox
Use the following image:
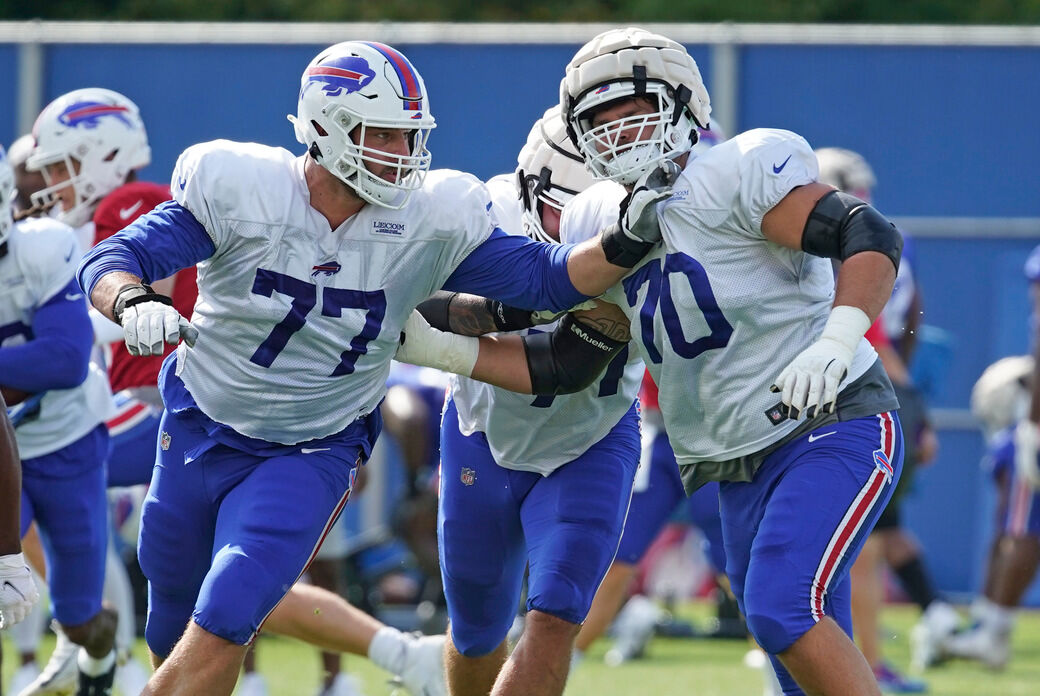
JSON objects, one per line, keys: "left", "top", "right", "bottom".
{"left": 78, "top": 40, "right": 665, "bottom": 695}
{"left": 0, "top": 143, "right": 120, "bottom": 695}
{"left": 396, "top": 27, "right": 905, "bottom": 696}
{"left": 411, "top": 104, "right": 643, "bottom": 696}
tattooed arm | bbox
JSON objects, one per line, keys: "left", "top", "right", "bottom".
{"left": 415, "top": 291, "right": 597, "bottom": 337}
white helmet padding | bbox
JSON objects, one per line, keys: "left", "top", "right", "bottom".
{"left": 814, "top": 147, "right": 877, "bottom": 196}
{"left": 561, "top": 27, "right": 711, "bottom": 185}
{"left": 971, "top": 355, "right": 1034, "bottom": 438}
{"left": 515, "top": 105, "right": 598, "bottom": 242}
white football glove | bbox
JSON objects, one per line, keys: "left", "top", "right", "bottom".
{"left": 529, "top": 299, "right": 599, "bottom": 326}
{"left": 121, "top": 301, "right": 197, "bottom": 356}
{"left": 0, "top": 553, "right": 40, "bottom": 630}
{"left": 1013, "top": 419, "right": 1040, "bottom": 489}
{"left": 619, "top": 159, "right": 682, "bottom": 245}
{"left": 395, "top": 310, "right": 479, "bottom": 377}
{"left": 771, "top": 306, "right": 871, "bottom": 419}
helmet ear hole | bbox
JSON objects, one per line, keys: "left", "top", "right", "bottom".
{"left": 311, "top": 120, "right": 328, "bottom": 137}
{"left": 103, "top": 149, "right": 118, "bottom": 162}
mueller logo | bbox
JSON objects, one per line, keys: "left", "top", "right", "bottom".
{"left": 302, "top": 56, "right": 376, "bottom": 98}
{"left": 371, "top": 220, "right": 406, "bottom": 236}
{"left": 569, "top": 323, "right": 611, "bottom": 352}
{"left": 58, "top": 101, "right": 132, "bottom": 129}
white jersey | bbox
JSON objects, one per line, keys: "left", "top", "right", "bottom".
{"left": 563, "top": 129, "right": 878, "bottom": 467}
{"left": 0, "top": 217, "right": 113, "bottom": 459}
{"left": 450, "top": 174, "right": 643, "bottom": 475}
{"left": 171, "top": 141, "right": 495, "bottom": 445}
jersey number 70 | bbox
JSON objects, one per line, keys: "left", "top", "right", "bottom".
{"left": 622, "top": 253, "right": 733, "bottom": 364}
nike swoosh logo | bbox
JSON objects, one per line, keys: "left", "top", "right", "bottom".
{"left": 178, "top": 177, "right": 188, "bottom": 190}
{"left": 65, "top": 292, "right": 83, "bottom": 301}
{"left": 807, "top": 431, "right": 837, "bottom": 443}
{"left": 300, "top": 447, "right": 331, "bottom": 454}
{"left": 2, "top": 580, "right": 27, "bottom": 601}
{"left": 773, "top": 155, "right": 792, "bottom": 174}
{"left": 64, "top": 249, "right": 74, "bottom": 262}
{"left": 119, "top": 200, "right": 144, "bottom": 220}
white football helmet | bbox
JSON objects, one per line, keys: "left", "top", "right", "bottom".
{"left": 971, "top": 355, "right": 1034, "bottom": 438}
{"left": 28, "top": 88, "right": 150, "bottom": 228}
{"left": 814, "top": 147, "right": 876, "bottom": 199}
{"left": 515, "top": 105, "right": 598, "bottom": 242}
{"left": 0, "top": 145, "right": 14, "bottom": 245}
{"left": 561, "top": 27, "right": 711, "bottom": 186}
{"left": 289, "top": 41, "right": 435, "bottom": 210}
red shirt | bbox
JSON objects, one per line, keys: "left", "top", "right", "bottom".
{"left": 639, "top": 370, "right": 659, "bottom": 411}
{"left": 93, "top": 182, "right": 199, "bottom": 392}
{"left": 863, "top": 318, "right": 890, "bottom": 349}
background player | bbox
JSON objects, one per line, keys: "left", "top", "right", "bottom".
{"left": 0, "top": 142, "right": 119, "bottom": 695}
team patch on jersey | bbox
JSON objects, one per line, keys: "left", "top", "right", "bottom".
{"left": 160, "top": 431, "right": 172, "bottom": 451}
{"left": 873, "top": 448, "right": 894, "bottom": 482}
{"left": 460, "top": 467, "right": 476, "bottom": 486}
{"left": 311, "top": 260, "right": 341, "bottom": 277}
{"left": 371, "top": 220, "right": 406, "bottom": 237}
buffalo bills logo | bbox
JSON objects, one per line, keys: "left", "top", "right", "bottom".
{"left": 58, "top": 101, "right": 133, "bottom": 129}
{"left": 311, "top": 261, "right": 341, "bottom": 277}
{"left": 873, "top": 449, "right": 894, "bottom": 482}
{"left": 303, "top": 56, "right": 376, "bottom": 98}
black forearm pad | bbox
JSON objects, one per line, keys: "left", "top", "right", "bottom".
{"left": 484, "top": 299, "right": 536, "bottom": 332}
{"left": 112, "top": 283, "right": 171, "bottom": 323}
{"left": 801, "top": 190, "right": 903, "bottom": 272}
{"left": 416, "top": 291, "right": 457, "bottom": 331}
{"left": 522, "top": 314, "right": 627, "bottom": 395}
{"left": 601, "top": 223, "right": 656, "bottom": 268}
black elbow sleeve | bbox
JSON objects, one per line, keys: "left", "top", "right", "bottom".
{"left": 522, "top": 314, "right": 627, "bottom": 395}
{"left": 801, "top": 190, "right": 903, "bottom": 272}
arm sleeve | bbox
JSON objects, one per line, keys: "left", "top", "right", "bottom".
{"left": 77, "top": 201, "right": 215, "bottom": 297}
{"left": 0, "top": 279, "right": 94, "bottom": 392}
{"left": 441, "top": 228, "right": 588, "bottom": 312}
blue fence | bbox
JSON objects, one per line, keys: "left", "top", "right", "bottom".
{"left": 4, "top": 30, "right": 1040, "bottom": 602}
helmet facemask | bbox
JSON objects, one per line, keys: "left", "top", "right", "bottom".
{"left": 570, "top": 82, "right": 695, "bottom": 186}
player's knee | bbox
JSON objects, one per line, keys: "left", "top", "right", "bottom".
{"left": 194, "top": 549, "right": 284, "bottom": 646}
{"left": 450, "top": 621, "right": 511, "bottom": 658}
{"left": 523, "top": 609, "right": 581, "bottom": 644}
{"left": 528, "top": 572, "right": 593, "bottom": 625}
{"left": 146, "top": 586, "right": 198, "bottom": 659}
{"left": 743, "top": 592, "right": 803, "bottom": 655}
{"left": 63, "top": 606, "right": 117, "bottom": 654}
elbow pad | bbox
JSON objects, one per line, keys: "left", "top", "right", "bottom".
{"left": 801, "top": 190, "right": 903, "bottom": 272}
{"left": 522, "top": 314, "right": 627, "bottom": 395}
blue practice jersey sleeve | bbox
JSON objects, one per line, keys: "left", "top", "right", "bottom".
{"left": 0, "top": 279, "right": 94, "bottom": 392}
{"left": 442, "top": 228, "right": 588, "bottom": 312}
{"left": 78, "top": 201, "right": 216, "bottom": 297}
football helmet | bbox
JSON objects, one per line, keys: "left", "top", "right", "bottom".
{"left": 0, "top": 146, "right": 14, "bottom": 245}
{"left": 515, "top": 105, "right": 597, "bottom": 242}
{"left": 289, "top": 41, "right": 435, "bottom": 210}
{"left": 28, "top": 88, "right": 150, "bottom": 228}
{"left": 814, "top": 147, "right": 876, "bottom": 199}
{"left": 561, "top": 27, "right": 711, "bottom": 186}
{"left": 971, "top": 355, "right": 1034, "bottom": 438}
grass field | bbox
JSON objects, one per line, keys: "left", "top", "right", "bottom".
{"left": 4, "top": 601, "right": 1040, "bottom": 695}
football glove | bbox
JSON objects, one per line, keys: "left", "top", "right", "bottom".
{"left": 113, "top": 284, "right": 196, "bottom": 356}
{"left": 601, "top": 160, "right": 681, "bottom": 267}
{"left": 1013, "top": 419, "right": 1040, "bottom": 489}
{"left": 771, "top": 306, "right": 871, "bottom": 419}
{"left": 395, "top": 310, "right": 479, "bottom": 377}
{"left": 0, "top": 553, "right": 39, "bottom": 630}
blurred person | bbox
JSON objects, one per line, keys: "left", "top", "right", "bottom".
{"left": 78, "top": 39, "right": 656, "bottom": 696}
{"left": 397, "top": 27, "right": 905, "bottom": 696}
{"left": 6, "top": 135, "right": 46, "bottom": 214}
{"left": 0, "top": 141, "right": 119, "bottom": 695}
{"left": 816, "top": 147, "right": 958, "bottom": 684}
